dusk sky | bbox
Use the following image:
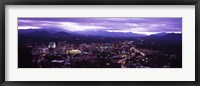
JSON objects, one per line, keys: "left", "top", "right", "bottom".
{"left": 18, "top": 18, "right": 182, "bottom": 35}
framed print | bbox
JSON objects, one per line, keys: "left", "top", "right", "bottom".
{"left": 0, "top": 0, "right": 199, "bottom": 86}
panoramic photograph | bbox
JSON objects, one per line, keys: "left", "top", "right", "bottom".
{"left": 18, "top": 18, "right": 182, "bottom": 68}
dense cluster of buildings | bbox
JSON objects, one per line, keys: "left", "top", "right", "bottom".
{"left": 29, "top": 41, "right": 176, "bottom": 68}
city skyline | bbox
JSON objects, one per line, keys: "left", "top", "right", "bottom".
{"left": 18, "top": 18, "right": 182, "bottom": 35}
{"left": 18, "top": 17, "right": 182, "bottom": 68}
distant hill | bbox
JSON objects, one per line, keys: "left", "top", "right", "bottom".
{"left": 19, "top": 29, "right": 71, "bottom": 37}
{"left": 18, "top": 29, "right": 52, "bottom": 37}
{"left": 18, "top": 29, "right": 182, "bottom": 44}
{"left": 53, "top": 31, "right": 72, "bottom": 38}
{"left": 18, "top": 29, "right": 147, "bottom": 38}
{"left": 76, "top": 30, "right": 146, "bottom": 37}
{"left": 145, "top": 32, "right": 182, "bottom": 41}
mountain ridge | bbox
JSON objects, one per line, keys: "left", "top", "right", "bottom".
{"left": 18, "top": 29, "right": 182, "bottom": 39}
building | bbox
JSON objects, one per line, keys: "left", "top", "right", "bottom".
{"left": 48, "top": 42, "right": 56, "bottom": 55}
{"left": 68, "top": 49, "right": 82, "bottom": 55}
{"left": 48, "top": 42, "right": 56, "bottom": 48}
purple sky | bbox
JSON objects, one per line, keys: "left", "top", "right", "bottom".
{"left": 18, "top": 18, "right": 182, "bottom": 35}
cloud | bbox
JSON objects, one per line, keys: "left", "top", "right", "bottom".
{"left": 18, "top": 18, "right": 182, "bottom": 35}
{"left": 59, "top": 22, "right": 105, "bottom": 31}
{"left": 18, "top": 26, "right": 41, "bottom": 29}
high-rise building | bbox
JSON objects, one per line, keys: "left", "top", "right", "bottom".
{"left": 48, "top": 42, "right": 56, "bottom": 55}
{"left": 48, "top": 42, "right": 56, "bottom": 48}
